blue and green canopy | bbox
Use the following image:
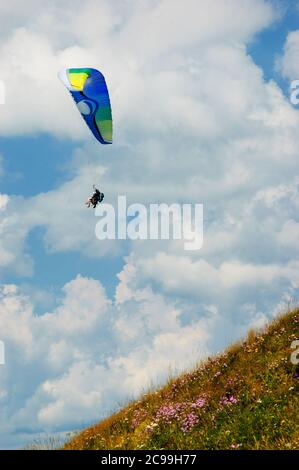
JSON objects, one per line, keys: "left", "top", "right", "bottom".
{"left": 59, "top": 67, "right": 113, "bottom": 145}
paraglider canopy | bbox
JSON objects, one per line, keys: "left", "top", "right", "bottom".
{"left": 59, "top": 67, "right": 113, "bottom": 145}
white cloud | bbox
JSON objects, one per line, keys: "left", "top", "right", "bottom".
{"left": 278, "top": 29, "right": 299, "bottom": 80}
{"left": 133, "top": 252, "right": 298, "bottom": 298}
{"left": 38, "top": 361, "right": 105, "bottom": 426}
{"left": 0, "top": 194, "right": 8, "bottom": 210}
{"left": 277, "top": 219, "right": 299, "bottom": 251}
{"left": 0, "top": 274, "right": 214, "bottom": 443}
{"left": 0, "top": 0, "right": 276, "bottom": 141}
{"left": 1, "top": 0, "right": 299, "bottom": 449}
{"left": 0, "top": 259, "right": 290, "bottom": 446}
{"left": 0, "top": 0, "right": 296, "bottom": 276}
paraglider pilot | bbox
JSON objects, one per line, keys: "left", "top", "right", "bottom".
{"left": 86, "top": 186, "right": 104, "bottom": 208}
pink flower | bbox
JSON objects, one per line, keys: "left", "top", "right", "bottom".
{"left": 221, "top": 395, "right": 238, "bottom": 406}
{"left": 156, "top": 403, "right": 184, "bottom": 424}
{"left": 131, "top": 409, "right": 148, "bottom": 428}
{"left": 181, "top": 412, "right": 199, "bottom": 433}
{"left": 191, "top": 396, "right": 206, "bottom": 409}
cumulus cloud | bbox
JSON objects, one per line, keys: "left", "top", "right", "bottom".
{"left": 1, "top": 0, "right": 299, "bottom": 449}
{"left": 0, "top": 260, "right": 289, "bottom": 447}
{"left": 279, "top": 29, "right": 299, "bottom": 80}
{"left": 278, "top": 219, "right": 299, "bottom": 251}
{"left": 0, "top": 275, "right": 214, "bottom": 446}
{"left": 0, "top": 0, "right": 294, "bottom": 275}
{"left": 0, "top": 0, "right": 276, "bottom": 141}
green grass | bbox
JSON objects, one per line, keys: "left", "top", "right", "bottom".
{"left": 64, "top": 308, "right": 299, "bottom": 450}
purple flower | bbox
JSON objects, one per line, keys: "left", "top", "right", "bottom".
{"left": 221, "top": 395, "right": 238, "bottom": 406}
{"left": 293, "top": 372, "right": 299, "bottom": 380}
{"left": 156, "top": 403, "right": 183, "bottom": 424}
{"left": 181, "top": 412, "right": 199, "bottom": 433}
{"left": 226, "top": 377, "right": 238, "bottom": 386}
{"left": 191, "top": 396, "right": 206, "bottom": 409}
{"left": 131, "top": 409, "right": 148, "bottom": 428}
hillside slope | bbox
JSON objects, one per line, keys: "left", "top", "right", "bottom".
{"left": 65, "top": 309, "right": 299, "bottom": 450}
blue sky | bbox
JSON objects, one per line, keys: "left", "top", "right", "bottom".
{"left": 249, "top": 0, "right": 298, "bottom": 82}
{"left": 0, "top": 0, "right": 299, "bottom": 449}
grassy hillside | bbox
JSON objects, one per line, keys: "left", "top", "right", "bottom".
{"left": 65, "top": 309, "right": 299, "bottom": 450}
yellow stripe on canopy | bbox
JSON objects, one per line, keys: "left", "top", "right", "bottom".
{"left": 68, "top": 71, "right": 89, "bottom": 91}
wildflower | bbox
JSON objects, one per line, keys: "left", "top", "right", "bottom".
{"left": 145, "top": 422, "right": 158, "bottom": 434}
{"left": 131, "top": 409, "right": 148, "bottom": 428}
{"left": 156, "top": 403, "right": 183, "bottom": 424}
{"left": 181, "top": 412, "right": 199, "bottom": 433}
{"left": 226, "top": 377, "right": 239, "bottom": 386}
{"left": 221, "top": 395, "right": 238, "bottom": 406}
{"left": 191, "top": 396, "right": 206, "bottom": 409}
{"left": 293, "top": 372, "right": 299, "bottom": 380}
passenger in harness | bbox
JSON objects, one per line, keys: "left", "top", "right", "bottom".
{"left": 85, "top": 187, "right": 104, "bottom": 208}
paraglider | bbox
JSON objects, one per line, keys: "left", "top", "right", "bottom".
{"left": 58, "top": 67, "right": 113, "bottom": 144}
{"left": 58, "top": 67, "right": 112, "bottom": 208}
{"left": 85, "top": 186, "right": 104, "bottom": 209}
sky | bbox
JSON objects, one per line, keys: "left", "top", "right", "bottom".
{"left": 0, "top": 0, "right": 299, "bottom": 449}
